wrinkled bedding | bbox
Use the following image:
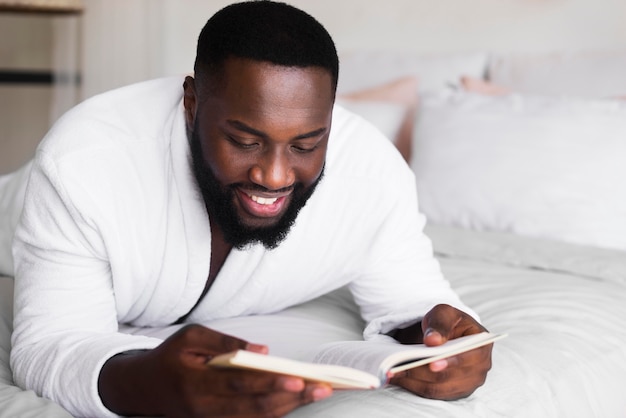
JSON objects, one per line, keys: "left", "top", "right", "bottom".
{"left": 1, "top": 225, "right": 625, "bottom": 417}
{"left": 0, "top": 276, "right": 73, "bottom": 418}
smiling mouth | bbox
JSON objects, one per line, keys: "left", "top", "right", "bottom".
{"left": 248, "top": 194, "right": 279, "bottom": 205}
{"left": 237, "top": 189, "right": 291, "bottom": 219}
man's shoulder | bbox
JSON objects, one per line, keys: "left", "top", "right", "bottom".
{"left": 38, "top": 76, "right": 186, "bottom": 164}
{"left": 82, "top": 76, "right": 186, "bottom": 112}
{"left": 327, "top": 104, "right": 412, "bottom": 183}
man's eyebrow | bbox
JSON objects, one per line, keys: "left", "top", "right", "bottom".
{"left": 227, "top": 120, "right": 268, "bottom": 138}
{"left": 226, "top": 120, "right": 327, "bottom": 140}
{"left": 294, "top": 127, "right": 327, "bottom": 140}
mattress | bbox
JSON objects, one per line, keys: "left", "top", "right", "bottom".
{"left": 1, "top": 224, "right": 625, "bottom": 417}
{"left": 126, "top": 225, "right": 626, "bottom": 418}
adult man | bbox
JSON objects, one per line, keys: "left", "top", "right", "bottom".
{"left": 11, "top": 1, "right": 492, "bottom": 417}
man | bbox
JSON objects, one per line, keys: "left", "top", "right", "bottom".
{"left": 11, "top": 1, "right": 492, "bottom": 417}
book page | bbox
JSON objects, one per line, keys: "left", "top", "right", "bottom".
{"left": 312, "top": 332, "right": 506, "bottom": 382}
{"left": 387, "top": 332, "right": 507, "bottom": 375}
{"left": 209, "top": 349, "right": 381, "bottom": 389}
{"left": 209, "top": 332, "right": 506, "bottom": 390}
{"left": 311, "top": 340, "right": 417, "bottom": 382}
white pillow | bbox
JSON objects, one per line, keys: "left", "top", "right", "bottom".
{"left": 0, "top": 161, "right": 32, "bottom": 276}
{"left": 487, "top": 50, "right": 626, "bottom": 98}
{"left": 336, "top": 76, "right": 419, "bottom": 162}
{"left": 336, "top": 99, "right": 406, "bottom": 145}
{"left": 411, "top": 90, "right": 626, "bottom": 251}
{"left": 338, "top": 51, "right": 488, "bottom": 94}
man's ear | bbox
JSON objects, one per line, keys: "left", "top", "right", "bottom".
{"left": 183, "top": 76, "right": 197, "bottom": 130}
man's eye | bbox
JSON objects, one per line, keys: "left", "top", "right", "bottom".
{"left": 292, "top": 144, "right": 318, "bottom": 154}
{"left": 228, "top": 136, "right": 258, "bottom": 149}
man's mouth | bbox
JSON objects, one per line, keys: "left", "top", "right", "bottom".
{"left": 249, "top": 195, "right": 279, "bottom": 205}
{"left": 237, "top": 189, "right": 291, "bottom": 219}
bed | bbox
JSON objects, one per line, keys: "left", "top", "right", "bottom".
{"left": 1, "top": 49, "right": 626, "bottom": 417}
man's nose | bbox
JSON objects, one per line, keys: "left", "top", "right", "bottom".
{"left": 248, "top": 149, "right": 295, "bottom": 191}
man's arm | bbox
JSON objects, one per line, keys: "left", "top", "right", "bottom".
{"left": 389, "top": 304, "right": 493, "bottom": 400}
{"left": 98, "top": 324, "right": 332, "bottom": 417}
{"left": 11, "top": 156, "right": 331, "bottom": 417}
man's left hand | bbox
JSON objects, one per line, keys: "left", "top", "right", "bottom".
{"left": 389, "top": 304, "right": 493, "bottom": 400}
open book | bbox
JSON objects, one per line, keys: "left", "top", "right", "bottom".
{"left": 209, "top": 332, "right": 506, "bottom": 389}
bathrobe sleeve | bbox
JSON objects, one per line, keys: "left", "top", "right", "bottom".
{"left": 327, "top": 107, "right": 478, "bottom": 341}
{"left": 11, "top": 150, "right": 162, "bottom": 418}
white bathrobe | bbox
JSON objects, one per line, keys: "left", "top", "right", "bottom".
{"left": 11, "top": 76, "right": 472, "bottom": 417}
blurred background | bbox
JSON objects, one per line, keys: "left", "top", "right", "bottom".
{"left": 2, "top": 0, "right": 626, "bottom": 174}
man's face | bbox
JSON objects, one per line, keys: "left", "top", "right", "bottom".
{"left": 184, "top": 58, "right": 334, "bottom": 249}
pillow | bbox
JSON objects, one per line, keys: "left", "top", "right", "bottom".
{"left": 487, "top": 50, "right": 626, "bottom": 98}
{"left": 459, "top": 76, "right": 511, "bottom": 96}
{"left": 411, "top": 89, "right": 626, "bottom": 251}
{"left": 338, "top": 77, "right": 418, "bottom": 162}
{"left": 336, "top": 99, "right": 406, "bottom": 142}
{"left": 338, "top": 51, "right": 488, "bottom": 94}
{"left": 0, "top": 160, "right": 32, "bottom": 276}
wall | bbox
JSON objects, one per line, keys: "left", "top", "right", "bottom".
{"left": 2, "top": 0, "right": 626, "bottom": 173}
{"left": 0, "top": 13, "right": 80, "bottom": 174}
{"left": 79, "top": 0, "right": 626, "bottom": 98}
{"left": 301, "top": 0, "right": 626, "bottom": 53}
{"left": 0, "top": 14, "right": 54, "bottom": 173}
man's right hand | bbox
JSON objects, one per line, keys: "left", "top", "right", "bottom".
{"left": 98, "top": 324, "right": 333, "bottom": 417}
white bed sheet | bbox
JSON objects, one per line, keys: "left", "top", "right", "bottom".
{"left": 1, "top": 225, "right": 625, "bottom": 417}
{"left": 0, "top": 275, "right": 73, "bottom": 418}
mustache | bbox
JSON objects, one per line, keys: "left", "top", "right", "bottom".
{"left": 230, "top": 183, "right": 296, "bottom": 194}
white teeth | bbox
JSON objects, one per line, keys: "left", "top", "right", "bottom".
{"left": 250, "top": 195, "right": 278, "bottom": 205}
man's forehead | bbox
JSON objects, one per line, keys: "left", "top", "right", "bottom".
{"left": 206, "top": 57, "right": 334, "bottom": 94}
{"left": 196, "top": 59, "right": 334, "bottom": 119}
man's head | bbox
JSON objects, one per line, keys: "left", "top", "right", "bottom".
{"left": 184, "top": 1, "right": 338, "bottom": 250}
{"left": 193, "top": 0, "right": 339, "bottom": 96}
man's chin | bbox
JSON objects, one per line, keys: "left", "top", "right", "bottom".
{"left": 237, "top": 212, "right": 284, "bottom": 230}
{"left": 218, "top": 205, "right": 286, "bottom": 249}
{"left": 240, "top": 221, "right": 280, "bottom": 233}
{"left": 230, "top": 226, "right": 290, "bottom": 251}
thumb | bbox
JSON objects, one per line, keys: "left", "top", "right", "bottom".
{"left": 422, "top": 328, "right": 446, "bottom": 347}
{"left": 421, "top": 304, "right": 462, "bottom": 346}
{"left": 172, "top": 324, "right": 267, "bottom": 355}
{"left": 421, "top": 326, "right": 450, "bottom": 372}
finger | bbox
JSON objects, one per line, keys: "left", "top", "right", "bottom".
{"left": 202, "top": 368, "right": 310, "bottom": 395}
{"left": 393, "top": 371, "right": 483, "bottom": 401}
{"left": 422, "top": 304, "right": 462, "bottom": 344}
{"left": 174, "top": 324, "right": 266, "bottom": 355}
{"left": 392, "top": 359, "right": 490, "bottom": 400}
{"left": 425, "top": 349, "right": 474, "bottom": 372}
{"left": 197, "top": 383, "right": 332, "bottom": 417}
{"left": 394, "top": 344, "right": 492, "bottom": 384}
{"left": 245, "top": 342, "right": 269, "bottom": 354}
{"left": 429, "top": 359, "right": 448, "bottom": 372}
{"left": 430, "top": 344, "right": 493, "bottom": 377}
{"left": 422, "top": 304, "right": 487, "bottom": 344}
{"left": 239, "top": 384, "right": 332, "bottom": 418}
{"left": 422, "top": 328, "right": 446, "bottom": 347}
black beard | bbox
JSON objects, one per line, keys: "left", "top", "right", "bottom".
{"left": 189, "top": 125, "right": 324, "bottom": 250}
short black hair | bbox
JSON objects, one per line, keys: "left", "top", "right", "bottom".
{"left": 194, "top": 1, "right": 339, "bottom": 92}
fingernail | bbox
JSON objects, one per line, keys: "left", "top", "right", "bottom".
{"left": 281, "top": 377, "right": 305, "bottom": 392}
{"left": 245, "top": 343, "right": 268, "bottom": 354}
{"left": 312, "top": 386, "right": 332, "bottom": 401}
{"left": 430, "top": 359, "right": 448, "bottom": 372}
{"left": 424, "top": 329, "right": 443, "bottom": 344}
